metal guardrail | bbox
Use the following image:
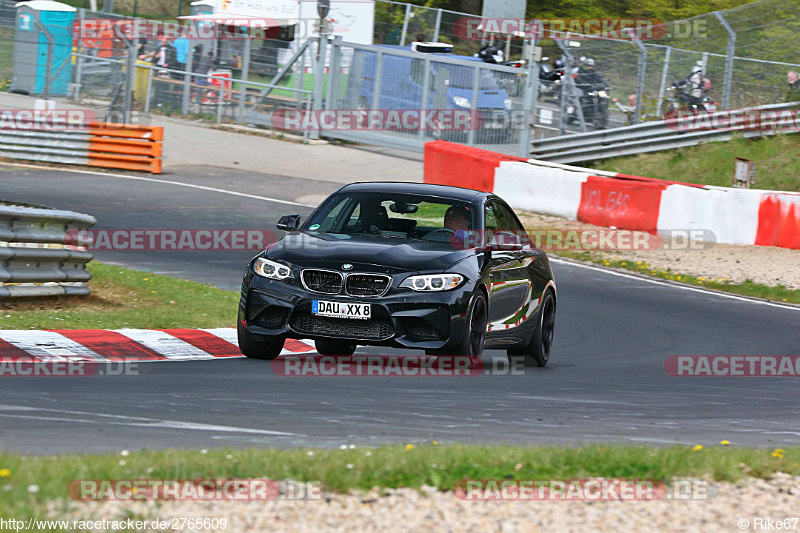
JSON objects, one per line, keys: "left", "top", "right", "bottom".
{"left": 0, "top": 122, "right": 164, "bottom": 173}
{"left": 0, "top": 203, "right": 95, "bottom": 300}
{"left": 530, "top": 103, "right": 799, "bottom": 164}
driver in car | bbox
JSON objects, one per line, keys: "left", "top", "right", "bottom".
{"left": 444, "top": 206, "right": 472, "bottom": 247}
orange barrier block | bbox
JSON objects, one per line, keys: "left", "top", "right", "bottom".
{"left": 87, "top": 153, "right": 162, "bottom": 174}
{"left": 86, "top": 122, "right": 163, "bottom": 174}
{"left": 88, "top": 138, "right": 162, "bottom": 158}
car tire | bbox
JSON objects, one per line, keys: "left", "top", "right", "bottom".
{"left": 315, "top": 339, "right": 358, "bottom": 356}
{"left": 507, "top": 290, "right": 555, "bottom": 368}
{"left": 443, "top": 290, "right": 487, "bottom": 367}
{"left": 237, "top": 322, "right": 285, "bottom": 360}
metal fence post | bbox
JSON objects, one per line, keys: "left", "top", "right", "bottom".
{"left": 34, "top": 21, "right": 54, "bottom": 100}
{"left": 238, "top": 35, "right": 251, "bottom": 123}
{"left": 517, "top": 37, "right": 538, "bottom": 157}
{"left": 714, "top": 11, "right": 736, "bottom": 110}
{"left": 311, "top": 35, "right": 328, "bottom": 140}
{"left": 216, "top": 77, "right": 223, "bottom": 124}
{"left": 633, "top": 38, "right": 647, "bottom": 124}
{"left": 144, "top": 66, "right": 153, "bottom": 113}
{"left": 371, "top": 51, "right": 383, "bottom": 112}
{"left": 399, "top": 4, "right": 411, "bottom": 46}
{"left": 325, "top": 36, "right": 342, "bottom": 110}
{"left": 432, "top": 8, "right": 442, "bottom": 42}
{"left": 73, "top": 8, "right": 85, "bottom": 100}
{"left": 417, "top": 57, "right": 431, "bottom": 143}
{"left": 124, "top": 39, "right": 136, "bottom": 124}
{"left": 467, "top": 66, "right": 480, "bottom": 146}
{"left": 656, "top": 46, "right": 672, "bottom": 117}
{"left": 182, "top": 37, "right": 193, "bottom": 116}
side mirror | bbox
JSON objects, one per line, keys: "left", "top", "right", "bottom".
{"left": 491, "top": 231, "right": 523, "bottom": 251}
{"left": 277, "top": 214, "right": 302, "bottom": 232}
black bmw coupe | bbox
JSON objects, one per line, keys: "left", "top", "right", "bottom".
{"left": 238, "top": 182, "right": 556, "bottom": 366}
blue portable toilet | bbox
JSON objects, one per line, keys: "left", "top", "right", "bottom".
{"left": 11, "top": 0, "right": 76, "bottom": 96}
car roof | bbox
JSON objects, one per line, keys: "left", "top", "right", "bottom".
{"left": 373, "top": 45, "right": 483, "bottom": 63}
{"left": 338, "top": 182, "right": 489, "bottom": 203}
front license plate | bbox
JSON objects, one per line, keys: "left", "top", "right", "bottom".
{"left": 312, "top": 300, "right": 371, "bottom": 320}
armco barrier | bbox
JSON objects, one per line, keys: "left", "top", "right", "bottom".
{"left": 0, "top": 203, "right": 95, "bottom": 300}
{"left": 424, "top": 141, "right": 800, "bottom": 250}
{"left": 0, "top": 123, "right": 163, "bottom": 174}
{"left": 529, "top": 103, "right": 799, "bottom": 164}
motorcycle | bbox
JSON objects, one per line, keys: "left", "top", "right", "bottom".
{"left": 476, "top": 47, "right": 566, "bottom": 99}
{"left": 661, "top": 80, "right": 717, "bottom": 119}
{"left": 538, "top": 61, "right": 565, "bottom": 100}
{"left": 566, "top": 81, "right": 610, "bottom": 130}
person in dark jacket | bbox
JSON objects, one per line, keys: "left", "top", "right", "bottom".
{"left": 140, "top": 34, "right": 178, "bottom": 76}
{"left": 139, "top": 34, "right": 179, "bottom": 109}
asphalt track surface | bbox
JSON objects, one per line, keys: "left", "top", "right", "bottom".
{"left": 1, "top": 164, "right": 799, "bottom": 454}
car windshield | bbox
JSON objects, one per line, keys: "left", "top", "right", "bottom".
{"left": 303, "top": 191, "right": 477, "bottom": 244}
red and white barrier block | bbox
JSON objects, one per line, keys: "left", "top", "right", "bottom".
{"left": 0, "top": 329, "right": 315, "bottom": 362}
{"left": 424, "top": 141, "right": 800, "bottom": 250}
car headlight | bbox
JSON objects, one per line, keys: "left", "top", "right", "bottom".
{"left": 400, "top": 274, "right": 464, "bottom": 292}
{"left": 598, "top": 90, "right": 608, "bottom": 98}
{"left": 253, "top": 257, "right": 292, "bottom": 280}
{"left": 453, "top": 96, "right": 472, "bottom": 109}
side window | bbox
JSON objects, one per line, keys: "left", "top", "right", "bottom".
{"left": 484, "top": 203, "right": 504, "bottom": 244}
{"left": 497, "top": 203, "right": 531, "bottom": 246}
{"left": 410, "top": 59, "right": 425, "bottom": 86}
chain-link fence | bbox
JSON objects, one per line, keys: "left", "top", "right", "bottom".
{"left": 1, "top": 0, "right": 797, "bottom": 157}
{"left": 0, "top": 0, "right": 16, "bottom": 93}
{"left": 372, "top": 0, "right": 800, "bottom": 136}
{"left": 321, "top": 39, "right": 528, "bottom": 152}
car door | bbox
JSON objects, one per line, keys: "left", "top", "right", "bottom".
{"left": 484, "top": 201, "right": 531, "bottom": 328}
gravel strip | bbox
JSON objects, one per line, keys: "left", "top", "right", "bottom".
{"left": 517, "top": 213, "right": 800, "bottom": 290}
{"left": 52, "top": 474, "right": 800, "bottom": 532}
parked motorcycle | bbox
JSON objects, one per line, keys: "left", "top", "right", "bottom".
{"left": 476, "top": 47, "right": 566, "bottom": 99}
{"left": 661, "top": 80, "right": 717, "bottom": 119}
{"left": 538, "top": 60, "right": 565, "bottom": 100}
{"left": 566, "top": 81, "right": 610, "bottom": 130}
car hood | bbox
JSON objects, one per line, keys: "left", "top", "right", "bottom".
{"left": 266, "top": 232, "right": 473, "bottom": 274}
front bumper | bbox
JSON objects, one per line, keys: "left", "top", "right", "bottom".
{"left": 240, "top": 275, "right": 473, "bottom": 350}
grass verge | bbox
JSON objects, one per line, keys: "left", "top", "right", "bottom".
{"left": 554, "top": 251, "right": 800, "bottom": 305}
{"left": 0, "top": 444, "right": 797, "bottom": 520}
{"left": 591, "top": 133, "right": 800, "bottom": 192}
{"left": 0, "top": 262, "right": 238, "bottom": 330}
